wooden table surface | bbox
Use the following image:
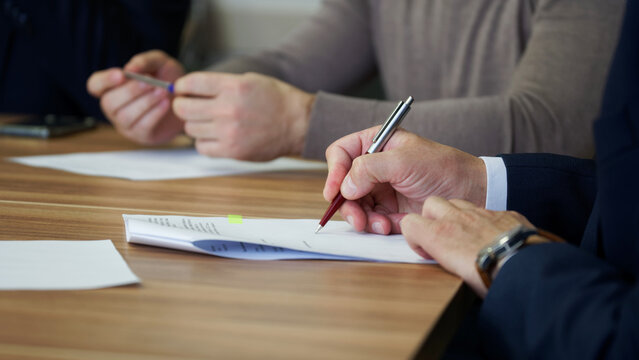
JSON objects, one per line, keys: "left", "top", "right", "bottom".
{"left": 0, "top": 125, "right": 470, "bottom": 360}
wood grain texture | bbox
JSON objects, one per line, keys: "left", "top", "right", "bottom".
{"left": 0, "top": 124, "right": 465, "bottom": 359}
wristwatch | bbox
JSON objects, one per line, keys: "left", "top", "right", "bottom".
{"left": 475, "top": 224, "right": 538, "bottom": 288}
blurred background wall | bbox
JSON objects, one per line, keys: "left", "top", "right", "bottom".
{"left": 180, "top": 0, "right": 321, "bottom": 70}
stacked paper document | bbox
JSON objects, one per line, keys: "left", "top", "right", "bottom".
{"left": 123, "top": 214, "right": 434, "bottom": 264}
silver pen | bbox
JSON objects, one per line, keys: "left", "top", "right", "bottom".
{"left": 366, "top": 96, "right": 414, "bottom": 153}
{"left": 124, "top": 71, "right": 174, "bottom": 93}
{"left": 315, "top": 96, "right": 414, "bottom": 233}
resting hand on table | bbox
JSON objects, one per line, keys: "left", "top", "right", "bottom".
{"left": 172, "top": 72, "right": 315, "bottom": 161}
{"left": 323, "top": 127, "right": 487, "bottom": 234}
{"left": 87, "top": 50, "right": 185, "bottom": 145}
{"left": 401, "top": 197, "right": 546, "bottom": 297}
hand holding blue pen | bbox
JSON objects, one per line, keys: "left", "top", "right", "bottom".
{"left": 89, "top": 49, "right": 315, "bottom": 161}
{"left": 87, "top": 50, "right": 186, "bottom": 145}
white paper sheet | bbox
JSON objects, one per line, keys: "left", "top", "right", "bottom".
{"left": 9, "top": 148, "right": 327, "bottom": 180}
{"left": 0, "top": 240, "right": 140, "bottom": 290}
{"left": 124, "top": 214, "right": 434, "bottom": 264}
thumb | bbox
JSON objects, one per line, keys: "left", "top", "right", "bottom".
{"left": 340, "top": 151, "right": 395, "bottom": 199}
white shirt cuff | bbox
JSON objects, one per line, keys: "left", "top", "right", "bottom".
{"left": 480, "top": 156, "right": 507, "bottom": 211}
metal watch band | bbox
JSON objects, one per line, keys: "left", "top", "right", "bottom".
{"left": 475, "top": 225, "right": 538, "bottom": 289}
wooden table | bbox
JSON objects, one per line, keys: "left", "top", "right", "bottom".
{"left": 0, "top": 125, "right": 472, "bottom": 360}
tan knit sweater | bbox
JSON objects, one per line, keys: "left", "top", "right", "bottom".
{"left": 213, "top": 0, "right": 625, "bottom": 160}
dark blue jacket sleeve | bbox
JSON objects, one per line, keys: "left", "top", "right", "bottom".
{"left": 478, "top": 0, "right": 639, "bottom": 357}
{"left": 479, "top": 243, "right": 638, "bottom": 359}
{"left": 0, "top": 0, "right": 190, "bottom": 118}
{"left": 500, "top": 153, "right": 596, "bottom": 245}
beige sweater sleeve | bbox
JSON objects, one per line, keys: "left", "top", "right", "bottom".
{"left": 213, "top": 0, "right": 625, "bottom": 160}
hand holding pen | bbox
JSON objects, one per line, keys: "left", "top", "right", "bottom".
{"left": 316, "top": 96, "right": 413, "bottom": 233}
{"left": 89, "top": 50, "right": 316, "bottom": 161}
{"left": 320, "top": 101, "right": 489, "bottom": 235}
{"left": 87, "top": 50, "right": 186, "bottom": 145}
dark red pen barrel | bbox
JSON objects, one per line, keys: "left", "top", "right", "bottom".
{"left": 319, "top": 193, "right": 347, "bottom": 227}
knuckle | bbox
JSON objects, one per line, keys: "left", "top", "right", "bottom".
{"left": 432, "top": 221, "right": 452, "bottom": 238}
{"left": 235, "top": 77, "right": 255, "bottom": 96}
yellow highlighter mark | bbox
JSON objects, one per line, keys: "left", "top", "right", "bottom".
{"left": 228, "top": 214, "right": 243, "bottom": 224}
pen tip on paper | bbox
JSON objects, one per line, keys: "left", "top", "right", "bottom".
{"left": 315, "top": 225, "right": 323, "bottom": 234}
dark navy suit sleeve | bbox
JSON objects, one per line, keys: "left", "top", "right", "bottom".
{"left": 0, "top": 0, "right": 190, "bottom": 118}
{"left": 479, "top": 243, "right": 638, "bottom": 359}
{"left": 478, "top": 0, "right": 639, "bottom": 358}
{"left": 500, "top": 153, "right": 596, "bottom": 245}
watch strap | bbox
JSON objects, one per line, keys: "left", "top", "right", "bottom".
{"left": 476, "top": 226, "right": 538, "bottom": 289}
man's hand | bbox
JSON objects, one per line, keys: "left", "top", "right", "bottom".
{"left": 323, "top": 127, "right": 487, "bottom": 234}
{"left": 172, "top": 72, "right": 315, "bottom": 161}
{"left": 401, "top": 197, "right": 543, "bottom": 297}
{"left": 87, "top": 50, "right": 185, "bottom": 145}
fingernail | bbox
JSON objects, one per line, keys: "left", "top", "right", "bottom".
{"left": 372, "top": 222, "right": 383, "bottom": 234}
{"left": 346, "top": 216, "right": 354, "bottom": 225}
{"left": 341, "top": 175, "right": 356, "bottom": 197}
